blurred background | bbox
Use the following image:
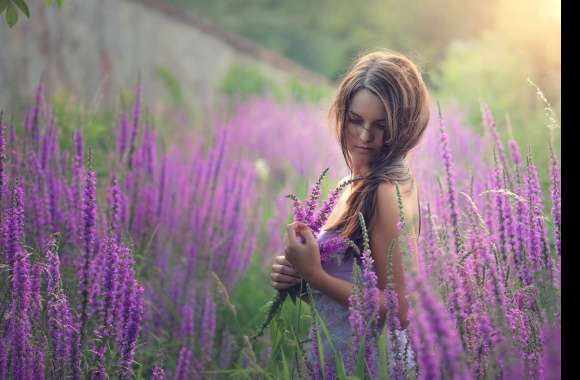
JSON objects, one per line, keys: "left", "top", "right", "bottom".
{"left": 1, "top": 0, "right": 561, "bottom": 149}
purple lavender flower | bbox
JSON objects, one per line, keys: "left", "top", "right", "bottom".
{"left": 407, "top": 305, "right": 440, "bottom": 380}
{"left": 127, "top": 80, "right": 143, "bottom": 168}
{"left": 157, "top": 156, "right": 166, "bottom": 220}
{"left": 286, "top": 193, "right": 306, "bottom": 224}
{"left": 152, "top": 366, "right": 166, "bottom": 380}
{"left": 121, "top": 282, "right": 144, "bottom": 379}
{"left": 115, "top": 244, "right": 134, "bottom": 342}
{"left": 9, "top": 248, "right": 33, "bottom": 380}
{"left": 102, "top": 237, "right": 119, "bottom": 328}
{"left": 117, "top": 111, "right": 129, "bottom": 158}
{"left": 80, "top": 169, "right": 97, "bottom": 342}
{"left": 541, "top": 323, "right": 561, "bottom": 380}
{"left": 324, "top": 359, "right": 338, "bottom": 380}
{"left": 29, "top": 263, "right": 42, "bottom": 320}
{"left": 508, "top": 139, "right": 523, "bottom": 185}
{"left": 525, "top": 149, "right": 552, "bottom": 277}
{"left": 311, "top": 176, "right": 355, "bottom": 235}
{"left": 47, "top": 174, "right": 61, "bottom": 233}
{"left": 411, "top": 270, "right": 469, "bottom": 379}
{"left": 28, "top": 80, "right": 45, "bottom": 151}
{"left": 0, "top": 112, "right": 5, "bottom": 208}
{"left": 32, "top": 346, "right": 46, "bottom": 380}
{"left": 347, "top": 264, "right": 365, "bottom": 373}
{"left": 438, "top": 104, "right": 463, "bottom": 256}
{"left": 492, "top": 149, "right": 508, "bottom": 263}
{"left": 218, "top": 330, "right": 235, "bottom": 370}
{"left": 200, "top": 287, "right": 216, "bottom": 366}
{"left": 74, "top": 128, "right": 84, "bottom": 169}
{"left": 385, "top": 288, "right": 406, "bottom": 380}
{"left": 108, "top": 176, "right": 123, "bottom": 244}
{"left": 4, "top": 181, "right": 24, "bottom": 267}
{"left": 549, "top": 145, "right": 561, "bottom": 257}
{"left": 40, "top": 111, "right": 55, "bottom": 171}
{"left": 174, "top": 347, "right": 192, "bottom": 380}
{"left": 303, "top": 168, "right": 329, "bottom": 226}
{"left": 90, "top": 344, "right": 107, "bottom": 380}
{"left": 0, "top": 339, "right": 7, "bottom": 380}
{"left": 318, "top": 234, "right": 349, "bottom": 263}
{"left": 180, "top": 302, "right": 195, "bottom": 342}
{"left": 482, "top": 103, "right": 511, "bottom": 186}
{"left": 347, "top": 213, "right": 381, "bottom": 377}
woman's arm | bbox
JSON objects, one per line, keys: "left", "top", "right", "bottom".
{"left": 306, "top": 181, "right": 416, "bottom": 328}
{"left": 285, "top": 183, "right": 418, "bottom": 328}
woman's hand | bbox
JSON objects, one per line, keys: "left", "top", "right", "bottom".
{"left": 270, "top": 255, "right": 302, "bottom": 290}
{"left": 283, "top": 222, "right": 323, "bottom": 282}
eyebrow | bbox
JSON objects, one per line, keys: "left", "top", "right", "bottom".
{"left": 348, "top": 111, "right": 385, "bottom": 124}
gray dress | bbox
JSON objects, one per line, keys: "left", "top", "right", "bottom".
{"left": 307, "top": 229, "right": 416, "bottom": 376}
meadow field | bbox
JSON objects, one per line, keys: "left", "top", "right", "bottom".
{"left": 0, "top": 76, "right": 560, "bottom": 379}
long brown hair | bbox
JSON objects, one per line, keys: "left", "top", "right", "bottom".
{"left": 326, "top": 49, "right": 430, "bottom": 254}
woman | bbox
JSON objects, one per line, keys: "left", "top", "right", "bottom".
{"left": 270, "top": 49, "right": 430, "bottom": 376}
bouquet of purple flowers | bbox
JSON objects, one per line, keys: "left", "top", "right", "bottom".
{"left": 253, "top": 169, "right": 358, "bottom": 339}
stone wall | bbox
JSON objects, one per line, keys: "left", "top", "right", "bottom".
{"left": 0, "top": 0, "right": 328, "bottom": 116}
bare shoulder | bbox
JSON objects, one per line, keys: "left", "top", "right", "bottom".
{"left": 375, "top": 180, "right": 419, "bottom": 236}
{"left": 374, "top": 182, "right": 401, "bottom": 230}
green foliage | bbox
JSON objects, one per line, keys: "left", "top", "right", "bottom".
{"left": 155, "top": 65, "right": 185, "bottom": 104}
{"left": 219, "top": 62, "right": 332, "bottom": 107}
{"left": 1, "top": 0, "right": 63, "bottom": 28}
{"left": 50, "top": 92, "right": 118, "bottom": 180}
{"left": 432, "top": 38, "right": 561, "bottom": 203}
{"left": 219, "top": 62, "right": 278, "bottom": 101}
{"left": 286, "top": 76, "right": 331, "bottom": 104}
{"left": 168, "top": 0, "right": 497, "bottom": 81}
{"left": 432, "top": 39, "right": 539, "bottom": 134}
{"left": 169, "top": 0, "right": 560, "bottom": 193}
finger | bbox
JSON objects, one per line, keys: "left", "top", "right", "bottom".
{"left": 274, "top": 255, "right": 287, "bottom": 265}
{"left": 272, "top": 281, "right": 295, "bottom": 290}
{"left": 278, "top": 256, "right": 295, "bottom": 267}
{"left": 286, "top": 224, "right": 298, "bottom": 246}
{"left": 292, "top": 222, "right": 313, "bottom": 245}
{"left": 270, "top": 270, "right": 302, "bottom": 282}
{"left": 296, "top": 222, "right": 316, "bottom": 244}
{"left": 298, "top": 225, "right": 316, "bottom": 246}
{"left": 271, "top": 272, "right": 301, "bottom": 283}
{"left": 271, "top": 264, "right": 299, "bottom": 277}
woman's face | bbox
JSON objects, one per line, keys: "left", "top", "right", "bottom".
{"left": 345, "top": 88, "right": 386, "bottom": 175}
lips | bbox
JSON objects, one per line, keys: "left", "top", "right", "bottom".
{"left": 355, "top": 146, "right": 373, "bottom": 152}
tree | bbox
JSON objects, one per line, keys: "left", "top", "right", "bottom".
{"left": 0, "top": 0, "right": 63, "bottom": 28}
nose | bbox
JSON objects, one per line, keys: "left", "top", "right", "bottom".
{"left": 359, "top": 124, "right": 373, "bottom": 143}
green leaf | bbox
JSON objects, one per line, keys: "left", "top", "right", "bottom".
{"left": 5, "top": 3, "right": 18, "bottom": 27}
{"left": 0, "top": 0, "right": 9, "bottom": 14}
{"left": 354, "top": 333, "right": 367, "bottom": 378}
{"left": 280, "top": 347, "right": 291, "bottom": 380}
{"left": 11, "top": 0, "right": 29, "bottom": 18}
{"left": 377, "top": 329, "right": 389, "bottom": 380}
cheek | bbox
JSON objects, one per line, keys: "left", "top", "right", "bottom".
{"left": 377, "top": 131, "right": 386, "bottom": 146}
